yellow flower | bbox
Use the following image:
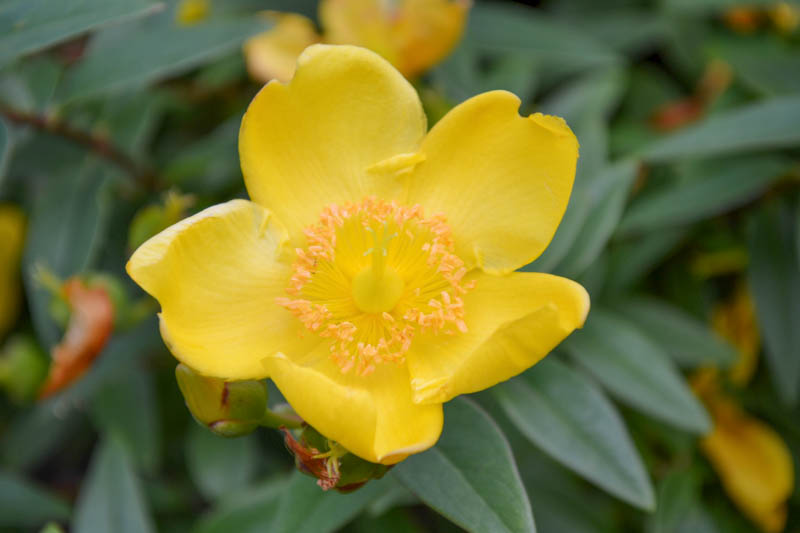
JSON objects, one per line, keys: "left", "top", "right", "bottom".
{"left": 692, "top": 286, "right": 794, "bottom": 533}
{"left": 712, "top": 284, "right": 760, "bottom": 386}
{"left": 244, "top": 0, "right": 470, "bottom": 82}
{"left": 769, "top": 1, "right": 800, "bottom": 33}
{"left": 175, "top": 0, "right": 210, "bottom": 26}
{"left": 127, "top": 45, "right": 588, "bottom": 464}
{"left": 699, "top": 392, "right": 794, "bottom": 533}
{"left": 0, "top": 205, "right": 26, "bottom": 339}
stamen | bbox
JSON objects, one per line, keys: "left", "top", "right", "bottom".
{"left": 277, "top": 197, "right": 474, "bottom": 376}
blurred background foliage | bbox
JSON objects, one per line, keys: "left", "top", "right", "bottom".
{"left": 1, "top": 0, "right": 800, "bottom": 532}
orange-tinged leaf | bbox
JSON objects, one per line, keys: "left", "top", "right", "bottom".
{"left": 39, "top": 279, "right": 114, "bottom": 398}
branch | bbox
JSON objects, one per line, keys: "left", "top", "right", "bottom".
{"left": 1, "top": 106, "right": 156, "bottom": 188}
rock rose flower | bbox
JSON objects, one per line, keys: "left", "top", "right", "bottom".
{"left": 127, "top": 45, "right": 589, "bottom": 464}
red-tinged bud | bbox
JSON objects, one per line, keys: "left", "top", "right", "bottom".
{"left": 282, "top": 426, "right": 390, "bottom": 492}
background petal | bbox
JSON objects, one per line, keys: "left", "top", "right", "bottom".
{"left": 404, "top": 90, "right": 579, "bottom": 274}
{"left": 407, "top": 272, "right": 589, "bottom": 404}
{"left": 243, "top": 13, "right": 320, "bottom": 84}
{"left": 239, "top": 44, "right": 427, "bottom": 244}
{"left": 265, "top": 349, "right": 443, "bottom": 464}
{"left": 127, "top": 200, "right": 309, "bottom": 379}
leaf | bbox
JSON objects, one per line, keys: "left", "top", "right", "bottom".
{"left": 494, "top": 358, "right": 654, "bottom": 510}
{"left": 186, "top": 424, "right": 258, "bottom": 501}
{"left": 641, "top": 96, "right": 800, "bottom": 162}
{"left": 90, "top": 367, "right": 161, "bottom": 474}
{"left": 0, "top": 471, "right": 70, "bottom": 527}
{"left": 194, "top": 478, "right": 285, "bottom": 533}
{"left": 747, "top": 201, "right": 800, "bottom": 404}
{"left": 618, "top": 156, "right": 791, "bottom": 236}
{"left": 0, "top": 0, "right": 161, "bottom": 66}
{"left": 22, "top": 161, "right": 113, "bottom": 348}
{"left": 393, "top": 397, "right": 535, "bottom": 533}
{"left": 72, "top": 436, "right": 156, "bottom": 533}
{"left": 605, "top": 228, "right": 687, "bottom": 291}
{"left": 270, "top": 472, "right": 386, "bottom": 533}
{"left": 556, "top": 160, "right": 638, "bottom": 278}
{"left": 646, "top": 469, "right": 701, "bottom": 533}
{"left": 611, "top": 296, "right": 736, "bottom": 368}
{"left": 563, "top": 308, "right": 710, "bottom": 433}
{"left": 57, "top": 12, "right": 269, "bottom": 102}
{"left": 0, "top": 119, "right": 10, "bottom": 185}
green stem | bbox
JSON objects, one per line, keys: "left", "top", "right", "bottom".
{"left": 260, "top": 403, "right": 303, "bottom": 429}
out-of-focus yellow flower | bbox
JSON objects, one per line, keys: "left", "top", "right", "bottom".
{"left": 699, "top": 392, "right": 794, "bottom": 533}
{"left": 244, "top": 14, "right": 321, "bottom": 84}
{"left": 692, "top": 285, "right": 794, "bottom": 533}
{"left": 127, "top": 45, "right": 587, "bottom": 464}
{"left": 769, "top": 2, "right": 800, "bottom": 33}
{"left": 176, "top": 0, "right": 210, "bottom": 26}
{"left": 712, "top": 285, "right": 760, "bottom": 386}
{"left": 244, "top": 0, "right": 470, "bottom": 82}
{"left": 0, "top": 205, "right": 26, "bottom": 339}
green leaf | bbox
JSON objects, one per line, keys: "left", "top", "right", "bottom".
{"left": 641, "top": 96, "right": 800, "bottom": 162}
{"left": 194, "top": 477, "right": 285, "bottom": 533}
{"left": 605, "top": 228, "right": 687, "bottom": 291}
{"left": 0, "top": 119, "right": 9, "bottom": 186}
{"left": 0, "top": 471, "right": 70, "bottom": 527}
{"left": 563, "top": 308, "right": 710, "bottom": 433}
{"left": 0, "top": 0, "right": 161, "bottom": 66}
{"left": 72, "top": 436, "right": 156, "bottom": 533}
{"left": 393, "top": 397, "right": 535, "bottom": 533}
{"left": 22, "top": 161, "right": 113, "bottom": 348}
{"left": 611, "top": 296, "right": 736, "bottom": 368}
{"left": 270, "top": 472, "right": 386, "bottom": 533}
{"left": 90, "top": 368, "right": 161, "bottom": 474}
{"left": 57, "top": 12, "right": 269, "bottom": 102}
{"left": 494, "top": 358, "right": 654, "bottom": 510}
{"left": 715, "top": 37, "right": 800, "bottom": 96}
{"left": 556, "top": 160, "right": 638, "bottom": 278}
{"left": 619, "top": 156, "right": 791, "bottom": 236}
{"left": 747, "top": 201, "right": 800, "bottom": 404}
{"left": 646, "top": 469, "right": 701, "bottom": 533}
{"left": 186, "top": 424, "right": 258, "bottom": 501}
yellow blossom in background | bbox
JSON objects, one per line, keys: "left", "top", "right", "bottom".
{"left": 244, "top": 13, "right": 321, "bottom": 84}
{"left": 692, "top": 285, "right": 795, "bottom": 533}
{"left": 127, "top": 45, "right": 587, "bottom": 464}
{"left": 244, "top": 0, "right": 470, "bottom": 82}
{"left": 769, "top": 1, "right": 800, "bottom": 32}
{"left": 175, "top": 0, "right": 210, "bottom": 26}
{"left": 0, "top": 205, "right": 26, "bottom": 339}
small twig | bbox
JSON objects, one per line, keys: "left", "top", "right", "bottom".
{"left": 0, "top": 105, "right": 156, "bottom": 188}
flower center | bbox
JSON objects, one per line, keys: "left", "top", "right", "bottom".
{"left": 277, "top": 197, "right": 474, "bottom": 376}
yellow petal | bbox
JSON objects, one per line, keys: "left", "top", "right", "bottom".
{"left": 127, "top": 200, "right": 311, "bottom": 379}
{"left": 319, "top": 0, "right": 470, "bottom": 79}
{"left": 701, "top": 394, "right": 794, "bottom": 533}
{"left": 0, "top": 205, "right": 26, "bottom": 339}
{"left": 404, "top": 91, "right": 579, "bottom": 274}
{"left": 407, "top": 272, "right": 589, "bottom": 404}
{"left": 712, "top": 284, "right": 760, "bottom": 386}
{"left": 243, "top": 13, "right": 321, "bottom": 84}
{"left": 239, "top": 44, "right": 426, "bottom": 245}
{"left": 265, "top": 348, "right": 443, "bottom": 464}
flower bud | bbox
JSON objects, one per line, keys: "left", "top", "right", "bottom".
{"left": 0, "top": 335, "right": 49, "bottom": 404}
{"left": 128, "top": 191, "right": 194, "bottom": 251}
{"left": 282, "top": 425, "right": 390, "bottom": 492}
{"left": 175, "top": 363, "right": 267, "bottom": 438}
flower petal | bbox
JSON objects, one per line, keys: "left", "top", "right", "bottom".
{"left": 405, "top": 90, "right": 579, "bottom": 274}
{"left": 701, "top": 394, "right": 794, "bottom": 533}
{"left": 319, "top": 0, "right": 470, "bottom": 79}
{"left": 239, "top": 44, "right": 427, "bottom": 244}
{"left": 407, "top": 272, "right": 589, "bottom": 404}
{"left": 243, "top": 13, "right": 321, "bottom": 84}
{"left": 265, "top": 349, "right": 443, "bottom": 464}
{"left": 127, "top": 200, "right": 310, "bottom": 379}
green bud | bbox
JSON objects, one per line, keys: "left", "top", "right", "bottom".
{"left": 175, "top": 363, "right": 267, "bottom": 438}
{"left": 284, "top": 425, "right": 390, "bottom": 492}
{"left": 128, "top": 191, "right": 194, "bottom": 251}
{"left": 0, "top": 335, "right": 49, "bottom": 404}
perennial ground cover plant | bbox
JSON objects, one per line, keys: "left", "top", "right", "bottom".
{"left": 127, "top": 44, "right": 588, "bottom": 464}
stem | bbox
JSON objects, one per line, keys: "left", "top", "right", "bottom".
{"left": 0, "top": 105, "right": 156, "bottom": 189}
{"left": 260, "top": 403, "right": 303, "bottom": 429}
